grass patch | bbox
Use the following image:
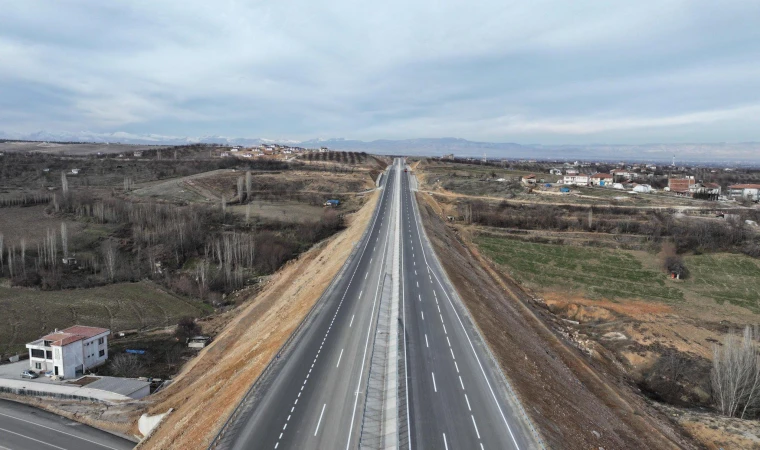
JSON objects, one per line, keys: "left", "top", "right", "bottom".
{"left": 0, "top": 281, "right": 210, "bottom": 358}
{"left": 475, "top": 234, "right": 683, "bottom": 302}
{"left": 476, "top": 233, "right": 760, "bottom": 312}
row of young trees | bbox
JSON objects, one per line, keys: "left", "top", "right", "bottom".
{"left": 1, "top": 189, "right": 344, "bottom": 298}
{"left": 460, "top": 200, "right": 760, "bottom": 255}
{"left": 303, "top": 151, "right": 367, "bottom": 164}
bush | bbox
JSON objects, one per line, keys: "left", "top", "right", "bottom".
{"left": 175, "top": 317, "right": 202, "bottom": 342}
{"left": 664, "top": 255, "right": 689, "bottom": 279}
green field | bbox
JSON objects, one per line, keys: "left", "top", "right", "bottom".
{"left": 476, "top": 234, "right": 760, "bottom": 311}
{"left": 0, "top": 281, "right": 211, "bottom": 357}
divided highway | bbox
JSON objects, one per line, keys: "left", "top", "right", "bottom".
{"left": 216, "top": 158, "right": 539, "bottom": 449}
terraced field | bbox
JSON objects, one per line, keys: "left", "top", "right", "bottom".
{"left": 0, "top": 281, "right": 211, "bottom": 358}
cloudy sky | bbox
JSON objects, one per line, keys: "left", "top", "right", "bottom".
{"left": 2, "top": 1, "right": 759, "bottom": 144}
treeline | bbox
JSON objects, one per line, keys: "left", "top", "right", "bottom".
{"left": 0, "top": 193, "right": 53, "bottom": 207}
{"left": 303, "top": 151, "right": 367, "bottom": 164}
{"left": 461, "top": 200, "right": 760, "bottom": 255}
{"left": 0, "top": 191, "right": 343, "bottom": 301}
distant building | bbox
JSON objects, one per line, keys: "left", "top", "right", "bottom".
{"left": 549, "top": 168, "right": 563, "bottom": 175}
{"left": 26, "top": 326, "right": 110, "bottom": 379}
{"left": 563, "top": 174, "right": 589, "bottom": 186}
{"left": 589, "top": 173, "right": 613, "bottom": 186}
{"left": 728, "top": 184, "right": 760, "bottom": 202}
{"left": 668, "top": 177, "right": 695, "bottom": 196}
{"left": 442, "top": 154, "right": 455, "bottom": 160}
{"left": 133, "top": 151, "right": 143, "bottom": 157}
{"left": 521, "top": 174, "right": 537, "bottom": 185}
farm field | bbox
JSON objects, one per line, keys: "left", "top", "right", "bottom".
{"left": 0, "top": 281, "right": 211, "bottom": 358}
{"left": 475, "top": 233, "right": 760, "bottom": 312}
{"left": 228, "top": 200, "right": 326, "bottom": 223}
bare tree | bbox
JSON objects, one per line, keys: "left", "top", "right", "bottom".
{"left": 0, "top": 233, "right": 4, "bottom": 271}
{"left": 110, "top": 353, "right": 144, "bottom": 378}
{"left": 245, "top": 170, "right": 252, "bottom": 202}
{"left": 711, "top": 326, "right": 760, "bottom": 418}
{"left": 60, "top": 223, "right": 68, "bottom": 259}
{"left": 61, "top": 172, "right": 69, "bottom": 195}
{"left": 102, "top": 240, "right": 118, "bottom": 282}
{"left": 237, "top": 176, "right": 245, "bottom": 203}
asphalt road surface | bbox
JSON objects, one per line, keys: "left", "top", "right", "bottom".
{"left": 221, "top": 162, "right": 398, "bottom": 450}
{"left": 0, "top": 399, "right": 135, "bottom": 450}
{"left": 399, "top": 163, "right": 537, "bottom": 449}
{"left": 219, "top": 158, "right": 538, "bottom": 449}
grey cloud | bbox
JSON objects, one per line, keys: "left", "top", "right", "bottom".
{"left": 1, "top": 0, "right": 760, "bottom": 145}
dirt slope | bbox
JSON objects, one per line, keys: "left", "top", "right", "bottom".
{"left": 416, "top": 191, "right": 697, "bottom": 450}
{"left": 140, "top": 190, "right": 379, "bottom": 449}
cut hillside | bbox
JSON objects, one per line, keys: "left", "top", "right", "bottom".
{"left": 140, "top": 189, "right": 380, "bottom": 449}
{"left": 416, "top": 191, "right": 696, "bottom": 449}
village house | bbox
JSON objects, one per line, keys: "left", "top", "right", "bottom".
{"left": 728, "top": 184, "right": 760, "bottom": 202}
{"left": 521, "top": 174, "right": 537, "bottom": 185}
{"left": 25, "top": 326, "right": 110, "bottom": 379}
{"left": 589, "top": 173, "right": 613, "bottom": 186}
{"left": 668, "top": 176, "right": 696, "bottom": 196}
{"left": 563, "top": 174, "right": 590, "bottom": 186}
{"left": 611, "top": 169, "right": 633, "bottom": 181}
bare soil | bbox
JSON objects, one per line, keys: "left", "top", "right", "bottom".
{"left": 416, "top": 191, "right": 696, "bottom": 449}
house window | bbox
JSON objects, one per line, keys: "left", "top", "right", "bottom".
{"left": 46, "top": 350, "right": 52, "bottom": 360}
{"left": 43, "top": 340, "right": 52, "bottom": 347}
{"left": 99, "top": 350, "right": 105, "bottom": 357}
{"left": 98, "top": 337, "right": 104, "bottom": 345}
{"left": 54, "top": 348, "right": 60, "bottom": 359}
{"left": 31, "top": 349, "right": 44, "bottom": 358}
{"left": 35, "top": 362, "right": 41, "bottom": 370}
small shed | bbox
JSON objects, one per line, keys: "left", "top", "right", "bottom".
{"left": 187, "top": 336, "right": 211, "bottom": 349}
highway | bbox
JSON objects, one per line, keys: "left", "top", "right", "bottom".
{"left": 0, "top": 399, "right": 135, "bottom": 450}
{"left": 216, "top": 158, "right": 538, "bottom": 449}
{"left": 219, "top": 161, "right": 398, "bottom": 450}
{"left": 399, "top": 162, "right": 537, "bottom": 449}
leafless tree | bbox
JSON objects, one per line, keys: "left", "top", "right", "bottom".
{"left": 60, "top": 223, "right": 68, "bottom": 259}
{"left": 711, "top": 326, "right": 760, "bottom": 419}
{"left": 61, "top": 172, "right": 69, "bottom": 195}
{"left": 0, "top": 233, "right": 4, "bottom": 271}
{"left": 102, "top": 240, "right": 118, "bottom": 282}
{"left": 245, "top": 170, "right": 252, "bottom": 201}
{"left": 110, "top": 353, "right": 144, "bottom": 378}
{"left": 237, "top": 176, "right": 245, "bottom": 203}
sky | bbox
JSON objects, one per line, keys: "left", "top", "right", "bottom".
{"left": 1, "top": 0, "right": 760, "bottom": 144}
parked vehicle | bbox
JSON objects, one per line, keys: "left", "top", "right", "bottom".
{"left": 20, "top": 370, "right": 38, "bottom": 379}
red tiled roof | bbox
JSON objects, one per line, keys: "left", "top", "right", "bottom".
{"left": 40, "top": 326, "right": 109, "bottom": 346}
{"left": 591, "top": 173, "right": 613, "bottom": 178}
{"left": 523, "top": 174, "right": 536, "bottom": 179}
{"left": 729, "top": 184, "right": 760, "bottom": 189}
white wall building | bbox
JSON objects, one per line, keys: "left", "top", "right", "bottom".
{"left": 563, "top": 174, "right": 590, "bottom": 185}
{"left": 26, "top": 326, "right": 110, "bottom": 379}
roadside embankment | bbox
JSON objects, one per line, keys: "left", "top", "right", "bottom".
{"left": 415, "top": 191, "right": 697, "bottom": 450}
{"left": 140, "top": 189, "right": 380, "bottom": 449}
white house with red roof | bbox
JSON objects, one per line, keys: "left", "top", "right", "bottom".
{"left": 589, "top": 173, "right": 613, "bottom": 186}
{"left": 26, "top": 325, "right": 110, "bottom": 379}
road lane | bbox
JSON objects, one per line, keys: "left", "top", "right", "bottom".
{"left": 220, "top": 166, "right": 397, "bottom": 450}
{"left": 400, "top": 160, "right": 539, "bottom": 449}
{"left": 0, "top": 399, "right": 134, "bottom": 450}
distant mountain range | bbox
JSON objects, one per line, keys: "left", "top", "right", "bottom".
{"left": 2, "top": 131, "right": 759, "bottom": 163}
